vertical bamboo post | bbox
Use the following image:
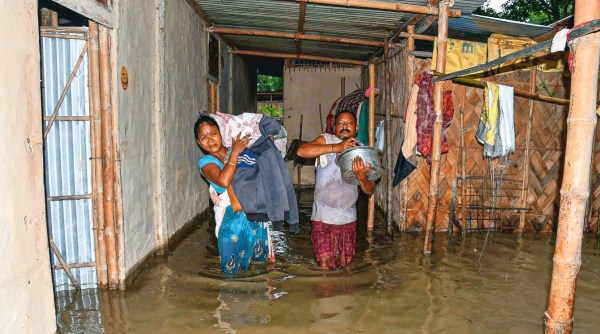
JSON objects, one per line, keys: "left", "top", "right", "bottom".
{"left": 459, "top": 104, "right": 467, "bottom": 234}
{"left": 407, "top": 25, "right": 415, "bottom": 51}
{"left": 40, "top": 8, "right": 52, "bottom": 26}
{"left": 423, "top": 3, "right": 449, "bottom": 254}
{"left": 209, "top": 81, "right": 218, "bottom": 113}
{"left": 367, "top": 64, "right": 376, "bottom": 231}
{"left": 384, "top": 39, "right": 393, "bottom": 239}
{"left": 545, "top": 2, "right": 600, "bottom": 333}
{"left": 319, "top": 103, "right": 324, "bottom": 133}
{"left": 341, "top": 77, "right": 346, "bottom": 97}
{"left": 88, "top": 21, "right": 108, "bottom": 288}
{"left": 298, "top": 114, "right": 303, "bottom": 188}
{"left": 99, "top": 25, "right": 118, "bottom": 288}
{"left": 518, "top": 65, "right": 537, "bottom": 235}
{"left": 50, "top": 11, "right": 59, "bottom": 27}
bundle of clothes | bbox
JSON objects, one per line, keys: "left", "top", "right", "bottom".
{"left": 209, "top": 111, "right": 299, "bottom": 233}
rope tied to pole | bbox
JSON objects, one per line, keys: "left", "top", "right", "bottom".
{"left": 544, "top": 311, "right": 574, "bottom": 334}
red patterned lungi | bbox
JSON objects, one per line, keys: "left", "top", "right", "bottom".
{"left": 311, "top": 220, "right": 356, "bottom": 270}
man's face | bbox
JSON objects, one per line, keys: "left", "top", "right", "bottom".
{"left": 334, "top": 112, "right": 358, "bottom": 140}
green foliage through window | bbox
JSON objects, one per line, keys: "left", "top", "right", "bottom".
{"left": 258, "top": 104, "right": 283, "bottom": 119}
{"left": 257, "top": 75, "right": 283, "bottom": 92}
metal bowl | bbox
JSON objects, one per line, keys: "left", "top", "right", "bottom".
{"left": 335, "top": 146, "right": 382, "bottom": 185}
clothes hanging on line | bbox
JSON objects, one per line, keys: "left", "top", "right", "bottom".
{"left": 357, "top": 101, "right": 370, "bottom": 145}
{"left": 401, "top": 83, "right": 419, "bottom": 158}
{"left": 476, "top": 82, "right": 515, "bottom": 158}
{"left": 414, "top": 72, "right": 454, "bottom": 163}
{"left": 336, "top": 89, "right": 366, "bottom": 116}
{"left": 375, "top": 119, "right": 385, "bottom": 152}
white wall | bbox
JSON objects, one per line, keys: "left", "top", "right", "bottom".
{"left": 115, "top": 0, "right": 161, "bottom": 272}
{"left": 162, "top": 0, "right": 210, "bottom": 240}
{"left": 283, "top": 67, "right": 362, "bottom": 185}
{"left": 0, "top": 1, "right": 57, "bottom": 333}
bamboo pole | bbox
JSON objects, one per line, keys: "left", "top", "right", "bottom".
{"left": 209, "top": 82, "right": 218, "bottom": 113}
{"left": 230, "top": 49, "right": 366, "bottom": 66}
{"left": 41, "top": 8, "right": 53, "bottom": 26}
{"left": 52, "top": 262, "right": 96, "bottom": 270}
{"left": 341, "top": 77, "right": 345, "bottom": 97}
{"left": 213, "top": 27, "right": 384, "bottom": 47}
{"left": 51, "top": 11, "right": 59, "bottom": 27}
{"left": 88, "top": 21, "right": 108, "bottom": 288}
{"left": 367, "top": 64, "right": 376, "bottom": 231}
{"left": 319, "top": 103, "right": 324, "bottom": 133}
{"left": 517, "top": 65, "right": 537, "bottom": 235}
{"left": 545, "top": 2, "right": 600, "bottom": 333}
{"left": 459, "top": 104, "right": 467, "bottom": 234}
{"left": 433, "top": 72, "right": 569, "bottom": 105}
{"left": 423, "top": 3, "right": 449, "bottom": 255}
{"left": 303, "top": 0, "right": 461, "bottom": 17}
{"left": 99, "top": 25, "right": 118, "bottom": 289}
{"left": 407, "top": 25, "right": 415, "bottom": 51}
{"left": 49, "top": 239, "right": 81, "bottom": 290}
{"left": 384, "top": 39, "right": 393, "bottom": 239}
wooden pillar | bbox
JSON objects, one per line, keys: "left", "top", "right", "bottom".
{"left": 517, "top": 65, "right": 537, "bottom": 235}
{"left": 423, "top": 3, "right": 449, "bottom": 254}
{"left": 88, "top": 21, "right": 108, "bottom": 288}
{"left": 545, "top": 2, "right": 600, "bottom": 333}
{"left": 99, "top": 25, "right": 118, "bottom": 288}
{"left": 367, "top": 64, "right": 376, "bottom": 230}
{"left": 208, "top": 81, "right": 217, "bottom": 113}
{"left": 40, "top": 8, "right": 53, "bottom": 26}
{"left": 51, "top": 11, "right": 59, "bottom": 27}
{"left": 407, "top": 25, "right": 415, "bottom": 51}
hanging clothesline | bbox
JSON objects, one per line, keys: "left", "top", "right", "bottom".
{"left": 434, "top": 19, "right": 600, "bottom": 83}
{"left": 432, "top": 72, "right": 570, "bottom": 105}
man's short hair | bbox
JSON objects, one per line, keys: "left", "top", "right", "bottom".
{"left": 335, "top": 110, "right": 357, "bottom": 122}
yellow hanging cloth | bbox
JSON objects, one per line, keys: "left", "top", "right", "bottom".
{"left": 483, "top": 82, "right": 500, "bottom": 145}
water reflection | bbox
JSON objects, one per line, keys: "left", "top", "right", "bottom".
{"left": 55, "top": 191, "right": 600, "bottom": 333}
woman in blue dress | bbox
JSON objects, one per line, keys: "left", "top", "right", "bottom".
{"left": 194, "top": 115, "right": 273, "bottom": 274}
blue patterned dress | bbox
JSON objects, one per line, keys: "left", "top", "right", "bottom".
{"left": 199, "top": 155, "right": 271, "bottom": 274}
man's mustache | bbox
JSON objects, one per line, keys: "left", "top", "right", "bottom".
{"left": 340, "top": 129, "right": 351, "bottom": 133}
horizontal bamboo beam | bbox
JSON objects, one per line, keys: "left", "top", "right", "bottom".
{"left": 40, "top": 26, "right": 88, "bottom": 34}
{"left": 408, "top": 50, "right": 433, "bottom": 58}
{"left": 433, "top": 72, "right": 570, "bottom": 105}
{"left": 303, "top": 0, "right": 461, "bottom": 17}
{"left": 43, "top": 116, "right": 91, "bottom": 121}
{"left": 399, "top": 31, "right": 435, "bottom": 42}
{"left": 52, "top": 261, "right": 96, "bottom": 270}
{"left": 230, "top": 49, "right": 366, "bottom": 66}
{"left": 47, "top": 194, "right": 93, "bottom": 201}
{"left": 214, "top": 27, "right": 383, "bottom": 47}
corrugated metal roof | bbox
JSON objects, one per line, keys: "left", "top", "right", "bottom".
{"left": 425, "top": 14, "right": 555, "bottom": 42}
{"left": 194, "top": 0, "right": 553, "bottom": 61}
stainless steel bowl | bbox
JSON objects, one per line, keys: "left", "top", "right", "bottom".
{"left": 335, "top": 146, "right": 382, "bottom": 185}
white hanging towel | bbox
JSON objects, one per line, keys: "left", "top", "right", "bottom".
{"left": 375, "top": 119, "right": 385, "bottom": 151}
{"left": 208, "top": 185, "right": 231, "bottom": 238}
{"left": 498, "top": 84, "right": 515, "bottom": 155}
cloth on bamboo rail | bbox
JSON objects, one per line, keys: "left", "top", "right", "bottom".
{"left": 231, "top": 116, "right": 299, "bottom": 233}
{"left": 392, "top": 150, "right": 416, "bottom": 187}
{"left": 313, "top": 133, "right": 358, "bottom": 225}
{"left": 311, "top": 220, "right": 356, "bottom": 270}
{"left": 401, "top": 83, "right": 420, "bottom": 158}
{"left": 415, "top": 72, "right": 454, "bottom": 163}
{"left": 198, "top": 156, "right": 273, "bottom": 274}
{"left": 336, "top": 89, "right": 366, "bottom": 116}
{"left": 431, "top": 38, "right": 487, "bottom": 74}
{"left": 375, "top": 119, "right": 385, "bottom": 152}
{"left": 357, "top": 101, "right": 370, "bottom": 145}
{"left": 476, "top": 82, "right": 515, "bottom": 158}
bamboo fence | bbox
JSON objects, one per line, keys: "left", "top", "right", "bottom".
{"left": 370, "top": 48, "right": 600, "bottom": 234}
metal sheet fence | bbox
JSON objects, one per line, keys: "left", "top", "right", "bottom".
{"left": 41, "top": 34, "right": 97, "bottom": 291}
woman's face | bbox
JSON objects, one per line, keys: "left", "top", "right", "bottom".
{"left": 196, "top": 123, "right": 223, "bottom": 154}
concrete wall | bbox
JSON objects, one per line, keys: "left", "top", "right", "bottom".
{"left": 114, "top": 0, "right": 160, "bottom": 273}
{"left": 231, "top": 54, "right": 257, "bottom": 114}
{"left": 0, "top": 1, "right": 57, "bottom": 333}
{"left": 162, "top": 0, "right": 210, "bottom": 242}
{"left": 283, "top": 67, "right": 362, "bottom": 185}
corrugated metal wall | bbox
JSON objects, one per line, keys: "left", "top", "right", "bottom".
{"left": 41, "top": 34, "right": 97, "bottom": 291}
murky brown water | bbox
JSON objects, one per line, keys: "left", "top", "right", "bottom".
{"left": 55, "top": 191, "right": 600, "bottom": 333}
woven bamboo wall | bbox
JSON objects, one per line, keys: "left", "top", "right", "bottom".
{"left": 370, "top": 49, "right": 600, "bottom": 233}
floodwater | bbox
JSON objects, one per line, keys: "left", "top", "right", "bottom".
{"left": 55, "top": 191, "right": 600, "bottom": 334}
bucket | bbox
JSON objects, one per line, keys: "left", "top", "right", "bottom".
{"left": 335, "top": 146, "right": 382, "bottom": 185}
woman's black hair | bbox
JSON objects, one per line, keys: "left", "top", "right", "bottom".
{"left": 193, "top": 113, "right": 220, "bottom": 153}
